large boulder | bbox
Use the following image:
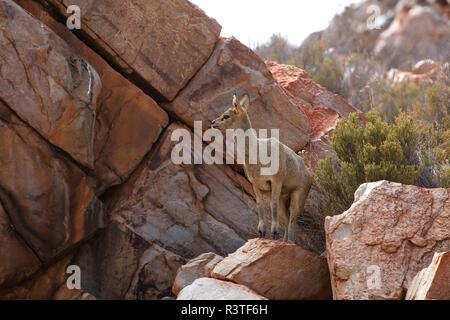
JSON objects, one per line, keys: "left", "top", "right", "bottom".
{"left": 177, "top": 277, "right": 267, "bottom": 300}
{"left": 46, "top": 0, "right": 221, "bottom": 101}
{"left": 0, "top": 0, "right": 101, "bottom": 168}
{"left": 325, "top": 180, "right": 449, "bottom": 300}
{"left": 211, "top": 238, "right": 332, "bottom": 300}
{"left": 14, "top": 0, "right": 169, "bottom": 192}
{"left": 164, "top": 37, "right": 311, "bottom": 153}
{"left": 0, "top": 101, "right": 104, "bottom": 277}
{"left": 172, "top": 252, "right": 224, "bottom": 295}
{"left": 406, "top": 251, "right": 449, "bottom": 300}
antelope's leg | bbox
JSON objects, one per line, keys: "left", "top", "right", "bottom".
{"left": 278, "top": 196, "right": 289, "bottom": 242}
{"left": 270, "top": 182, "right": 282, "bottom": 239}
{"left": 288, "top": 186, "right": 310, "bottom": 243}
{"left": 254, "top": 187, "right": 266, "bottom": 237}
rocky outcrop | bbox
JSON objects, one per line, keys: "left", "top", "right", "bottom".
{"left": 375, "top": 5, "right": 450, "bottom": 68}
{"left": 1, "top": 0, "right": 331, "bottom": 299}
{"left": 67, "top": 123, "right": 261, "bottom": 299}
{"left": 406, "top": 251, "right": 449, "bottom": 300}
{"left": 172, "top": 252, "right": 224, "bottom": 295}
{"left": 45, "top": 0, "right": 221, "bottom": 101}
{"left": 13, "top": 0, "right": 169, "bottom": 192}
{"left": 0, "top": 0, "right": 101, "bottom": 168}
{"left": 164, "top": 37, "right": 311, "bottom": 153}
{"left": 177, "top": 277, "right": 267, "bottom": 300}
{"left": 325, "top": 180, "right": 449, "bottom": 300}
{"left": 211, "top": 238, "right": 332, "bottom": 300}
{"left": 9, "top": 0, "right": 448, "bottom": 302}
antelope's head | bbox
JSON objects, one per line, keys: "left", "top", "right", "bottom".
{"left": 211, "top": 94, "right": 250, "bottom": 132}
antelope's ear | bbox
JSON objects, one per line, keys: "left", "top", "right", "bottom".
{"left": 240, "top": 94, "right": 250, "bottom": 109}
{"left": 232, "top": 94, "right": 239, "bottom": 107}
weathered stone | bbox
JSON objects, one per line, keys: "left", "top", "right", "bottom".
{"left": 325, "top": 180, "right": 449, "bottom": 300}
{"left": 211, "top": 238, "right": 332, "bottom": 300}
{"left": 0, "top": 202, "right": 41, "bottom": 288}
{"left": 266, "top": 61, "right": 362, "bottom": 119}
{"left": 172, "top": 252, "right": 224, "bottom": 295}
{"left": 14, "top": 0, "right": 169, "bottom": 192}
{"left": 177, "top": 277, "right": 267, "bottom": 300}
{"left": 106, "top": 122, "right": 258, "bottom": 258}
{"left": 0, "top": 253, "right": 74, "bottom": 299}
{"left": 0, "top": 0, "right": 101, "bottom": 168}
{"left": 125, "top": 240, "right": 186, "bottom": 300}
{"left": 164, "top": 37, "right": 311, "bottom": 153}
{"left": 0, "top": 100, "right": 104, "bottom": 265}
{"left": 46, "top": 0, "right": 221, "bottom": 101}
{"left": 406, "top": 251, "right": 449, "bottom": 300}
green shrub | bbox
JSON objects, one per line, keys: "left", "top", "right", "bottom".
{"left": 315, "top": 111, "right": 424, "bottom": 216}
{"left": 254, "top": 33, "right": 296, "bottom": 65}
{"left": 357, "top": 79, "right": 449, "bottom": 187}
{"left": 296, "top": 39, "right": 345, "bottom": 96}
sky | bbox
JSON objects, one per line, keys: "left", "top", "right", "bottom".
{"left": 190, "top": 0, "right": 361, "bottom": 48}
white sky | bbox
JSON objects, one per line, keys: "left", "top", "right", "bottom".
{"left": 190, "top": 0, "right": 361, "bottom": 47}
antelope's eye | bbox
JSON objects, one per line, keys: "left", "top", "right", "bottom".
{"left": 223, "top": 115, "right": 230, "bottom": 120}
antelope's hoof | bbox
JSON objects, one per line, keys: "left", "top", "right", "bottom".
{"left": 258, "top": 231, "right": 266, "bottom": 238}
{"left": 271, "top": 232, "right": 279, "bottom": 240}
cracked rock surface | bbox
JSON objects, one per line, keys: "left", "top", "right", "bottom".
{"left": 325, "top": 180, "right": 449, "bottom": 300}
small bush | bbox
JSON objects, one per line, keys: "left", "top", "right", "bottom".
{"left": 296, "top": 39, "right": 346, "bottom": 96}
{"left": 315, "top": 111, "right": 425, "bottom": 216}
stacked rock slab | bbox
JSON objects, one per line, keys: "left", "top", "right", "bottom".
{"left": 0, "top": 0, "right": 100, "bottom": 168}
{"left": 211, "top": 238, "right": 332, "bottom": 300}
{"left": 45, "top": 0, "right": 222, "bottom": 101}
{"left": 172, "top": 252, "right": 224, "bottom": 295}
{"left": 0, "top": 1, "right": 105, "bottom": 291}
{"left": 13, "top": 0, "right": 169, "bottom": 193}
{"left": 68, "top": 123, "right": 261, "bottom": 299}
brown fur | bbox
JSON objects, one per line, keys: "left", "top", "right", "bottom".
{"left": 211, "top": 94, "right": 312, "bottom": 241}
